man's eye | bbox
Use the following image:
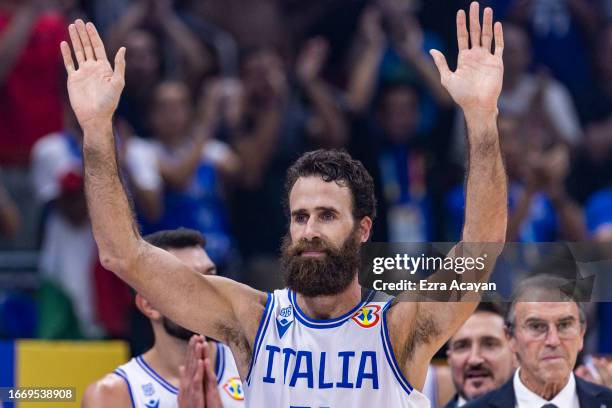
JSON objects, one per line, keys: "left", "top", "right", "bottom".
{"left": 528, "top": 322, "right": 547, "bottom": 332}
{"left": 295, "top": 214, "right": 308, "bottom": 223}
{"left": 321, "top": 212, "right": 335, "bottom": 221}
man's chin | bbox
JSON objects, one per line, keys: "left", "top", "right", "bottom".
{"left": 463, "top": 378, "right": 495, "bottom": 400}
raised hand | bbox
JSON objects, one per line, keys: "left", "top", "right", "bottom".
{"left": 429, "top": 2, "right": 504, "bottom": 114}
{"left": 60, "top": 20, "right": 125, "bottom": 130}
{"left": 296, "top": 37, "right": 329, "bottom": 85}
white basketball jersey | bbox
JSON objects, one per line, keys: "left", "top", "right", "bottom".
{"left": 244, "top": 289, "right": 430, "bottom": 407}
{"left": 114, "top": 342, "right": 245, "bottom": 408}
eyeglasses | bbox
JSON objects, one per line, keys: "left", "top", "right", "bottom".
{"left": 517, "top": 318, "right": 583, "bottom": 340}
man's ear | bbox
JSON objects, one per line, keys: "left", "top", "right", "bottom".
{"left": 135, "top": 293, "right": 162, "bottom": 321}
{"left": 359, "top": 216, "right": 373, "bottom": 242}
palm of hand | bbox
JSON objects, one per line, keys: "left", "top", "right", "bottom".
{"left": 447, "top": 47, "right": 503, "bottom": 111}
{"left": 67, "top": 59, "right": 122, "bottom": 127}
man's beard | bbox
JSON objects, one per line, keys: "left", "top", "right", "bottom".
{"left": 280, "top": 227, "right": 362, "bottom": 297}
{"left": 162, "top": 317, "right": 196, "bottom": 341}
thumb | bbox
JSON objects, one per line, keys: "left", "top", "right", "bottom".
{"left": 112, "top": 47, "right": 126, "bottom": 87}
{"left": 429, "top": 49, "right": 450, "bottom": 84}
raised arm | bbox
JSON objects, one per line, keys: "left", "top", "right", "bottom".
{"left": 60, "top": 20, "right": 266, "bottom": 363}
{"left": 387, "top": 2, "right": 507, "bottom": 388}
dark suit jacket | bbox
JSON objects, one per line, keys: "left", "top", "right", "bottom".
{"left": 463, "top": 376, "right": 612, "bottom": 408}
{"left": 443, "top": 394, "right": 460, "bottom": 408}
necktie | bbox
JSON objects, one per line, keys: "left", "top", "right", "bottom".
{"left": 540, "top": 404, "right": 559, "bottom": 408}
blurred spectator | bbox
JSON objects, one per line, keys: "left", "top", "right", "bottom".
{"left": 445, "top": 302, "right": 516, "bottom": 407}
{"left": 452, "top": 23, "right": 582, "bottom": 165}
{"left": 31, "top": 110, "right": 102, "bottom": 338}
{"left": 346, "top": 6, "right": 452, "bottom": 128}
{"left": 31, "top": 108, "right": 135, "bottom": 339}
{"left": 223, "top": 41, "right": 346, "bottom": 284}
{"left": 446, "top": 114, "right": 586, "bottom": 242}
{"left": 185, "top": 0, "right": 287, "bottom": 51}
{"left": 0, "top": 173, "right": 20, "bottom": 237}
{"left": 506, "top": 0, "right": 601, "bottom": 96}
{"left": 134, "top": 80, "right": 239, "bottom": 274}
{"left": 0, "top": 0, "right": 66, "bottom": 165}
{"left": 345, "top": 6, "right": 454, "bottom": 242}
{"left": 568, "top": 24, "right": 612, "bottom": 204}
{"left": 105, "top": 0, "right": 211, "bottom": 136}
{"left": 466, "top": 275, "right": 612, "bottom": 407}
{"left": 584, "top": 188, "right": 612, "bottom": 354}
{"left": 576, "top": 357, "right": 612, "bottom": 389}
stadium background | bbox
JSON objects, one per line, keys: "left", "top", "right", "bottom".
{"left": 0, "top": 0, "right": 610, "bottom": 406}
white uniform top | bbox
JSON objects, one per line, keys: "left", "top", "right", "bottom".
{"left": 244, "top": 289, "right": 430, "bottom": 407}
{"left": 113, "top": 342, "right": 245, "bottom": 408}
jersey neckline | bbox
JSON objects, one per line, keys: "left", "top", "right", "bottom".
{"left": 288, "top": 289, "right": 375, "bottom": 328}
{"left": 135, "top": 355, "right": 179, "bottom": 394}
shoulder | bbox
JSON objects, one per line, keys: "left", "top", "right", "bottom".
{"left": 576, "top": 376, "right": 612, "bottom": 402}
{"left": 463, "top": 378, "right": 514, "bottom": 407}
{"left": 82, "top": 373, "right": 133, "bottom": 408}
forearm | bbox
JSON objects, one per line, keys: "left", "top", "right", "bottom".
{"left": 507, "top": 187, "right": 535, "bottom": 241}
{"left": 159, "top": 136, "right": 207, "bottom": 190}
{"left": 462, "top": 110, "right": 507, "bottom": 244}
{"left": 302, "top": 79, "right": 347, "bottom": 147}
{"left": 105, "top": 3, "right": 146, "bottom": 56}
{"left": 0, "top": 5, "right": 38, "bottom": 83}
{"left": 82, "top": 121, "right": 142, "bottom": 271}
{"left": 233, "top": 109, "right": 281, "bottom": 188}
{"left": 161, "top": 15, "right": 207, "bottom": 78}
{"left": 346, "top": 45, "right": 383, "bottom": 113}
{"left": 549, "top": 190, "right": 586, "bottom": 241}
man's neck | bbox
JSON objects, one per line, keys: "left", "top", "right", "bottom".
{"left": 144, "top": 330, "right": 218, "bottom": 386}
{"left": 518, "top": 367, "right": 569, "bottom": 400}
{"left": 295, "top": 277, "right": 363, "bottom": 320}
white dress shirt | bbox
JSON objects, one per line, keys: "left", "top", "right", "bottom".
{"left": 514, "top": 368, "right": 580, "bottom": 408}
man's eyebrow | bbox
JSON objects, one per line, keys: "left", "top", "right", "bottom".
{"left": 315, "top": 206, "right": 339, "bottom": 213}
{"left": 291, "top": 206, "right": 340, "bottom": 216}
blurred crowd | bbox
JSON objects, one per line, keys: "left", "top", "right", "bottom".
{"left": 0, "top": 0, "right": 610, "bottom": 358}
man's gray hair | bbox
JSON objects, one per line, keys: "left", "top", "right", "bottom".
{"left": 505, "top": 274, "right": 586, "bottom": 336}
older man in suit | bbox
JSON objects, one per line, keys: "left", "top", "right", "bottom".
{"left": 465, "top": 275, "right": 612, "bottom": 408}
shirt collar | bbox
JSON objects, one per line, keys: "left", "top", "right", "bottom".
{"left": 457, "top": 395, "right": 468, "bottom": 406}
{"left": 514, "top": 368, "right": 580, "bottom": 408}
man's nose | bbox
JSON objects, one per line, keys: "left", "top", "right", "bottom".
{"left": 303, "top": 217, "right": 321, "bottom": 240}
{"left": 544, "top": 325, "right": 562, "bottom": 346}
{"left": 467, "top": 345, "right": 485, "bottom": 365}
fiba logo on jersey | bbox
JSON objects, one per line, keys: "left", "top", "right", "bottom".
{"left": 351, "top": 305, "right": 381, "bottom": 328}
{"left": 223, "top": 377, "right": 245, "bottom": 400}
{"left": 276, "top": 306, "right": 294, "bottom": 338}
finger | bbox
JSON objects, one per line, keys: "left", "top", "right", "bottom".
{"left": 429, "top": 49, "right": 451, "bottom": 85}
{"left": 202, "top": 340, "right": 210, "bottom": 359}
{"left": 60, "top": 41, "right": 75, "bottom": 74}
{"left": 481, "top": 7, "right": 493, "bottom": 52}
{"left": 85, "top": 22, "right": 107, "bottom": 61}
{"left": 203, "top": 358, "right": 218, "bottom": 389}
{"left": 194, "top": 359, "right": 204, "bottom": 387}
{"left": 75, "top": 19, "right": 95, "bottom": 61}
{"left": 469, "top": 1, "right": 481, "bottom": 48}
{"left": 112, "top": 47, "right": 126, "bottom": 87}
{"left": 494, "top": 22, "right": 504, "bottom": 57}
{"left": 68, "top": 24, "right": 85, "bottom": 65}
{"left": 456, "top": 9, "right": 468, "bottom": 51}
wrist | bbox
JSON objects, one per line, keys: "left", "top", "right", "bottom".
{"left": 463, "top": 107, "right": 499, "bottom": 124}
{"left": 81, "top": 118, "right": 114, "bottom": 137}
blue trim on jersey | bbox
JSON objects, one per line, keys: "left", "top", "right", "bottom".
{"left": 216, "top": 342, "right": 225, "bottom": 385}
{"left": 136, "top": 356, "right": 179, "bottom": 395}
{"left": 289, "top": 289, "right": 375, "bottom": 329}
{"left": 113, "top": 368, "right": 136, "bottom": 408}
{"left": 380, "top": 299, "right": 414, "bottom": 396}
{"left": 245, "top": 292, "right": 274, "bottom": 385}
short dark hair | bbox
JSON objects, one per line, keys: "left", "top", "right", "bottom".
{"left": 143, "top": 228, "right": 205, "bottom": 250}
{"left": 475, "top": 295, "right": 507, "bottom": 318}
{"left": 284, "top": 149, "right": 377, "bottom": 221}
